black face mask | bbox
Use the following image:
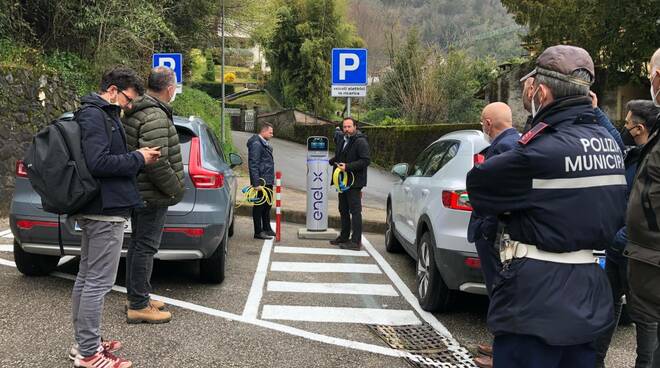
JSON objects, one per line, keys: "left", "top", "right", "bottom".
{"left": 620, "top": 126, "right": 637, "bottom": 147}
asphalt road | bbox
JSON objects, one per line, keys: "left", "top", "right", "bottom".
{"left": 0, "top": 218, "right": 636, "bottom": 367}
{"left": 232, "top": 130, "right": 398, "bottom": 209}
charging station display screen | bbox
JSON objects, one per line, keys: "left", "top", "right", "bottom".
{"left": 307, "top": 137, "right": 328, "bottom": 151}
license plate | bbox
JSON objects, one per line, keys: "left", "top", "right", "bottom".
{"left": 74, "top": 221, "right": 132, "bottom": 233}
{"left": 598, "top": 256, "right": 606, "bottom": 269}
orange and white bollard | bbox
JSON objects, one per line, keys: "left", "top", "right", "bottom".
{"left": 275, "top": 171, "right": 282, "bottom": 242}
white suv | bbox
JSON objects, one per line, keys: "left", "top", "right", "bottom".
{"left": 386, "top": 130, "right": 490, "bottom": 312}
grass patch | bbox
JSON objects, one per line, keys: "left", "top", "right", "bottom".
{"left": 230, "top": 91, "right": 280, "bottom": 112}
{"left": 171, "top": 87, "right": 235, "bottom": 155}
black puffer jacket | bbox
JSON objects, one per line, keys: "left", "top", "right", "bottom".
{"left": 329, "top": 131, "right": 370, "bottom": 188}
{"left": 122, "top": 94, "right": 184, "bottom": 207}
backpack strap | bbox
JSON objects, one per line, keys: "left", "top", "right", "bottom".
{"left": 75, "top": 103, "right": 114, "bottom": 141}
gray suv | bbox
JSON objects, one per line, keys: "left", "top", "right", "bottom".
{"left": 10, "top": 115, "right": 241, "bottom": 283}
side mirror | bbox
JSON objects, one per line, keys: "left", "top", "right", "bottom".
{"left": 391, "top": 163, "right": 408, "bottom": 180}
{"left": 229, "top": 153, "right": 243, "bottom": 168}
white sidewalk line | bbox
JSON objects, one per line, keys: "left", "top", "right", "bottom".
{"left": 0, "top": 244, "right": 14, "bottom": 252}
{"left": 261, "top": 305, "right": 421, "bottom": 325}
{"left": 267, "top": 281, "right": 399, "bottom": 296}
{"left": 2, "top": 233, "right": 14, "bottom": 239}
{"left": 0, "top": 229, "right": 12, "bottom": 236}
{"left": 361, "top": 236, "right": 452, "bottom": 338}
{"left": 273, "top": 246, "right": 369, "bottom": 257}
{"left": 0, "top": 258, "right": 16, "bottom": 267}
{"left": 271, "top": 261, "right": 381, "bottom": 274}
{"left": 242, "top": 238, "right": 274, "bottom": 319}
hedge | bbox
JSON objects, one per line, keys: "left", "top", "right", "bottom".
{"left": 293, "top": 123, "right": 482, "bottom": 169}
{"left": 189, "top": 81, "right": 235, "bottom": 99}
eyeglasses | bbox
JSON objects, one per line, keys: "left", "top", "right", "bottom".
{"left": 119, "top": 90, "right": 133, "bottom": 105}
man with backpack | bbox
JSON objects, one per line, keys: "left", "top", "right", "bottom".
{"left": 70, "top": 67, "right": 160, "bottom": 368}
{"left": 122, "top": 66, "right": 184, "bottom": 324}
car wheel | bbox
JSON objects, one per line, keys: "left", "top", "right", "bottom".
{"left": 13, "top": 241, "right": 59, "bottom": 276}
{"left": 385, "top": 203, "right": 402, "bottom": 253}
{"left": 200, "top": 225, "right": 227, "bottom": 284}
{"left": 416, "top": 232, "right": 455, "bottom": 312}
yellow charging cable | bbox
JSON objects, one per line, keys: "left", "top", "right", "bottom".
{"left": 237, "top": 178, "right": 274, "bottom": 207}
{"left": 332, "top": 167, "right": 355, "bottom": 193}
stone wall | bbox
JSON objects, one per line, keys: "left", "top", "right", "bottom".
{"left": 0, "top": 66, "right": 79, "bottom": 215}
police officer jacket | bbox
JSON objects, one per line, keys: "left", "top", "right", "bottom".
{"left": 466, "top": 96, "right": 627, "bottom": 346}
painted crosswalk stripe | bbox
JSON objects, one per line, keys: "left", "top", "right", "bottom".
{"left": 273, "top": 246, "right": 369, "bottom": 257}
{"left": 2, "top": 233, "right": 13, "bottom": 239}
{"left": 270, "top": 261, "right": 381, "bottom": 274}
{"left": 261, "top": 305, "right": 421, "bottom": 325}
{"left": 0, "top": 244, "right": 13, "bottom": 252}
{"left": 267, "top": 281, "right": 399, "bottom": 296}
{"left": 0, "top": 229, "right": 11, "bottom": 237}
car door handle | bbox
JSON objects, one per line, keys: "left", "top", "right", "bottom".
{"left": 421, "top": 189, "right": 430, "bottom": 197}
{"left": 403, "top": 187, "right": 410, "bottom": 193}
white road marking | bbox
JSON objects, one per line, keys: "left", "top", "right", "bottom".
{"left": 261, "top": 305, "right": 421, "bottom": 325}
{"left": 267, "top": 281, "right": 399, "bottom": 296}
{"left": 2, "top": 233, "right": 13, "bottom": 239}
{"left": 0, "top": 244, "right": 475, "bottom": 364}
{"left": 361, "top": 236, "right": 452, "bottom": 338}
{"left": 271, "top": 261, "right": 381, "bottom": 274}
{"left": 242, "top": 238, "right": 274, "bottom": 319}
{"left": 274, "top": 246, "right": 369, "bottom": 257}
{"left": 0, "top": 244, "right": 13, "bottom": 252}
{"left": 0, "top": 229, "right": 12, "bottom": 236}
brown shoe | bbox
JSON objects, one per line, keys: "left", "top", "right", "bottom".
{"left": 474, "top": 355, "right": 493, "bottom": 368}
{"left": 477, "top": 343, "right": 493, "bottom": 357}
{"left": 124, "top": 299, "right": 166, "bottom": 312}
{"left": 126, "top": 305, "right": 172, "bottom": 324}
{"left": 338, "top": 241, "right": 361, "bottom": 251}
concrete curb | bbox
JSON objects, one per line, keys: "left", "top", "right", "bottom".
{"left": 234, "top": 206, "right": 386, "bottom": 234}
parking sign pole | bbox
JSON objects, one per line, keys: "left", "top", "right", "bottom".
{"left": 346, "top": 97, "right": 351, "bottom": 117}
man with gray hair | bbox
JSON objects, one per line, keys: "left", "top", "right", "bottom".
{"left": 624, "top": 48, "right": 660, "bottom": 367}
{"left": 121, "top": 66, "right": 185, "bottom": 323}
{"left": 467, "top": 45, "right": 627, "bottom": 367}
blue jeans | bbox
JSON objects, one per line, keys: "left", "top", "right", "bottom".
{"left": 126, "top": 206, "right": 168, "bottom": 310}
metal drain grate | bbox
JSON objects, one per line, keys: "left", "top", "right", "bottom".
{"left": 368, "top": 324, "right": 477, "bottom": 368}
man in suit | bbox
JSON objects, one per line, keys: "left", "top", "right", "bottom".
{"left": 247, "top": 122, "right": 275, "bottom": 239}
{"left": 329, "top": 117, "right": 371, "bottom": 250}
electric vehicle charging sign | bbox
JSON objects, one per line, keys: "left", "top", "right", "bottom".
{"left": 331, "top": 48, "right": 367, "bottom": 97}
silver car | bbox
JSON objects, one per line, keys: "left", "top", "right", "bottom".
{"left": 10, "top": 115, "right": 241, "bottom": 283}
{"left": 386, "top": 130, "right": 490, "bottom": 312}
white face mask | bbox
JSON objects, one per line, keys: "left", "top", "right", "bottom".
{"left": 650, "top": 71, "right": 660, "bottom": 108}
{"left": 531, "top": 86, "right": 542, "bottom": 117}
{"left": 169, "top": 91, "right": 177, "bottom": 103}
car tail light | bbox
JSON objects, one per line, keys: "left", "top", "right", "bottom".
{"left": 464, "top": 257, "right": 481, "bottom": 269}
{"left": 163, "top": 227, "right": 205, "bottom": 237}
{"left": 16, "top": 220, "right": 58, "bottom": 230}
{"left": 473, "top": 153, "right": 485, "bottom": 165}
{"left": 189, "top": 137, "right": 224, "bottom": 189}
{"left": 16, "top": 160, "right": 28, "bottom": 178}
{"left": 442, "top": 190, "right": 472, "bottom": 211}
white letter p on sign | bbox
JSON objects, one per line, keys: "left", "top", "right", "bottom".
{"left": 339, "top": 53, "right": 360, "bottom": 81}
{"left": 158, "top": 57, "right": 176, "bottom": 70}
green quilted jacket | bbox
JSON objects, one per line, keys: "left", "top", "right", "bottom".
{"left": 122, "top": 94, "right": 185, "bottom": 207}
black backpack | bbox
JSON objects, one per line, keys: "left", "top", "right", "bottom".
{"left": 24, "top": 105, "right": 112, "bottom": 215}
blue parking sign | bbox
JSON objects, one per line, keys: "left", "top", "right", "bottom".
{"left": 332, "top": 48, "right": 367, "bottom": 85}
{"left": 152, "top": 53, "right": 183, "bottom": 84}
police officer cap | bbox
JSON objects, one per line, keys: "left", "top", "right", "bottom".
{"left": 520, "top": 45, "right": 595, "bottom": 86}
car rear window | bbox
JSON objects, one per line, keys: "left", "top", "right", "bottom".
{"left": 177, "top": 128, "right": 192, "bottom": 164}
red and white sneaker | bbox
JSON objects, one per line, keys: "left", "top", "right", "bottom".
{"left": 69, "top": 339, "right": 122, "bottom": 360}
{"left": 73, "top": 350, "right": 132, "bottom": 368}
